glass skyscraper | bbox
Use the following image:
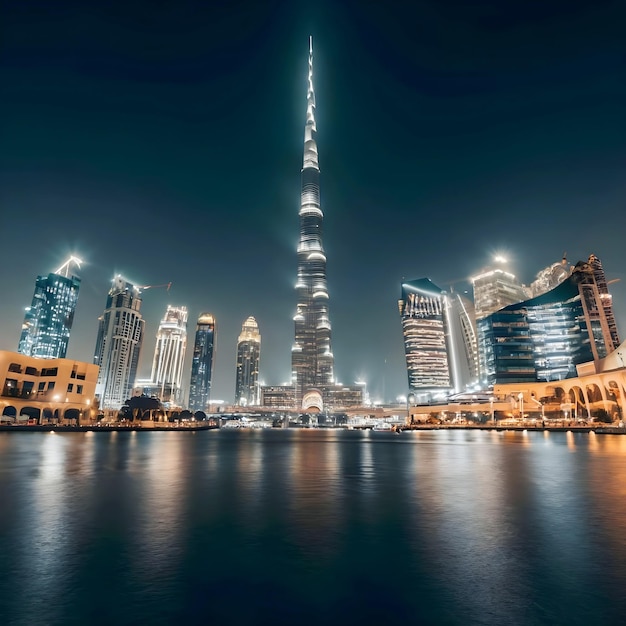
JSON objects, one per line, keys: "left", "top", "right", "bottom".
{"left": 235, "top": 316, "right": 261, "bottom": 407}
{"left": 94, "top": 276, "right": 145, "bottom": 409}
{"left": 151, "top": 305, "right": 188, "bottom": 406}
{"left": 291, "top": 37, "right": 335, "bottom": 407}
{"left": 188, "top": 313, "right": 216, "bottom": 412}
{"left": 472, "top": 259, "right": 528, "bottom": 382}
{"left": 477, "top": 261, "right": 614, "bottom": 386}
{"left": 18, "top": 257, "right": 82, "bottom": 359}
{"left": 450, "top": 293, "right": 480, "bottom": 388}
{"left": 399, "top": 279, "right": 452, "bottom": 398}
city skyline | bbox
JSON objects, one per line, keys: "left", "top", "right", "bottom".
{"left": 2, "top": 1, "right": 625, "bottom": 403}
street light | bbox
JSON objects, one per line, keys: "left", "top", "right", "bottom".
{"left": 406, "top": 393, "right": 415, "bottom": 426}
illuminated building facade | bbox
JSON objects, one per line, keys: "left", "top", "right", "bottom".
{"left": 151, "top": 306, "right": 188, "bottom": 406}
{"left": 472, "top": 259, "right": 529, "bottom": 381}
{"left": 450, "top": 293, "right": 480, "bottom": 387}
{"left": 18, "top": 257, "right": 82, "bottom": 359}
{"left": 260, "top": 385, "right": 296, "bottom": 410}
{"left": 0, "top": 350, "right": 98, "bottom": 423}
{"left": 291, "top": 37, "right": 335, "bottom": 407}
{"left": 588, "top": 254, "right": 620, "bottom": 350}
{"left": 478, "top": 262, "right": 615, "bottom": 386}
{"left": 399, "top": 279, "right": 452, "bottom": 398}
{"left": 235, "top": 316, "right": 261, "bottom": 406}
{"left": 529, "top": 256, "right": 570, "bottom": 297}
{"left": 472, "top": 261, "right": 528, "bottom": 321}
{"left": 94, "top": 276, "right": 145, "bottom": 409}
{"left": 188, "top": 312, "right": 216, "bottom": 411}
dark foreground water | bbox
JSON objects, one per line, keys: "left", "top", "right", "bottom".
{"left": 1, "top": 429, "right": 625, "bottom": 626}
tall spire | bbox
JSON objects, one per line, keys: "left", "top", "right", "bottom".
{"left": 303, "top": 36, "right": 318, "bottom": 170}
{"left": 292, "top": 37, "right": 334, "bottom": 408}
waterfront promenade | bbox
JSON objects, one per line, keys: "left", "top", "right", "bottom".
{"left": 1, "top": 421, "right": 624, "bottom": 434}
{"left": 0, "top": 422, "right": 220, "bottom": 433}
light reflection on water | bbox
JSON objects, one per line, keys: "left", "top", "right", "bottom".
{"left": 0, "top": 429, "right": 625, "bottom": 626}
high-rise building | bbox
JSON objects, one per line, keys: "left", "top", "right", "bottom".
{"left": 471, "top": 258, "right": 528, "bottom": 321}
{"left": 472, "top": 257, "right": 529, "bottom": 383}
{"left": 291, "top": 37, "right": 335, "bottom": 408}
{"left": 399, "top": 279, "right": 452, "bottom": 399}
{"left": 587, "top": 254, "right": 620, "bottom": 350}
{"left": 151, "top": 305, "right": 188, "bottom": 406}
{"left": 259, "top": 39, "right": 362, "bottom": 411}
{"left": 450, "top": 293, "right": 480, "bottom": 388}
{"left": 94, "top": 276, "right": 145, "bottom": 409}
{"left": 188, "top": 313, "right": 216, "bottom": 412}
{"left": 477, "top": 261, "right": 614, "bottom": 386}
{"left": 235, "top": 316, "right": 261, "bottom": 407}
{"left": 18, "top": 256, "right": 82, "bottom": 359}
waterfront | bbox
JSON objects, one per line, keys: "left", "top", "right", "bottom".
{"left": 1, "top": 429, "right": 625, "bottom": 625}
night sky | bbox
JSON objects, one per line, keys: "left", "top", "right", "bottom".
{"left": 2, "top": 0, "right": 625, "bottom": 403}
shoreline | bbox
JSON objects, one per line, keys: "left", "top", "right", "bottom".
{"left": 0, "top": 424, "right": 625, "bottom": 435}
{"left": 0, "top": 423, "right": 220, "bottom": 433}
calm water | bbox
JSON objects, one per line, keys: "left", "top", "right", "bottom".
{"left": 0, "top": 429, "right": 625, "bottom": 626}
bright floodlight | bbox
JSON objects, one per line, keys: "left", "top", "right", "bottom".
{"left": 494, "top": 255, "right": 507, "bottom": 264}
{"left": 55, "top": 255, "right": 83, "bottom": 277}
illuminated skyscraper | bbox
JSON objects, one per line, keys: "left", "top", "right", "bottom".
{"left": 151, "top": 305, "right": 188, "bottom": 406}
{"left": 471, "top": 258, "right": 528, "bottom": 321}
{"left": 399, "top": 279, "right": 452, "bottom": 399}
{"left": 450, "top": 293, "right": 480, "bottom": 387}
{"left": 94, "top": 276, "right": 145, "bottom": 409}
{"left": 472, "top": 257, "right": 528, "bottom": 382}
{"left": 235, "top": 316, "right": 261, "bottom": 406}
{"left": 587, "top": 254, "right": 620, "bottom": 350}
{"left": 188, "top": 313, "right": 216, "bottom": 412}
{"left": 18, "top": 257, "right": 82, "bottom": 360}
{"left": 478, "top": 261, "right": 614, "bottom": 385}
{"left": 291, "top": 37, "right": 335, "bottom": 407}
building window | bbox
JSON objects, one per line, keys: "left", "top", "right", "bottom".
{"left": 41, "top": 367, "right": 58, "bottom": 377}
{"left": 47, "top": 381, "right": 55, "bottom": 391}
{"left": 25, "top": 367, "right": 39, "bottom": 376}
{"left": 67, "top": 383, "right": 74, "bottom": 393}
{"left": 38, "top": 382, "right": 46, "bottom": 391}
{"left": 21, "top": 381, "right": 34, "bottom": 399}
{"left": 77, "top": 385, "right": 83, "bottom": 394}
{"left": 2, "top": 379, "right": 18, "bottom": 397}
{"left": 8, "top": 363, "right": 22, "bottom": 374}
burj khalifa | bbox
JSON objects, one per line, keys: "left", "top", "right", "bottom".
{"left": 291, "top": 37, "right": 335, "bottom": 408}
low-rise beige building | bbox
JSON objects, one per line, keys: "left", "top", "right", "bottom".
{"left": 0, "top": 351, "right": 99, "bottom": 424}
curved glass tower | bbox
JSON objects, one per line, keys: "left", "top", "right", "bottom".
{"left": 188, "top": 313, "right": 216, "bottom": 412}
{"left": 292, "top": 37, "right": 334, "bottom": 406}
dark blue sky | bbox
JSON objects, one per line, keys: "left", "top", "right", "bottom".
{"left": 2, "top": 0, "right": 625, "bottom": 403}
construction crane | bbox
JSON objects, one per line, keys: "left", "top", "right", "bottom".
{"left": 139, "top": 282, "right": 172, "bottom": 292}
